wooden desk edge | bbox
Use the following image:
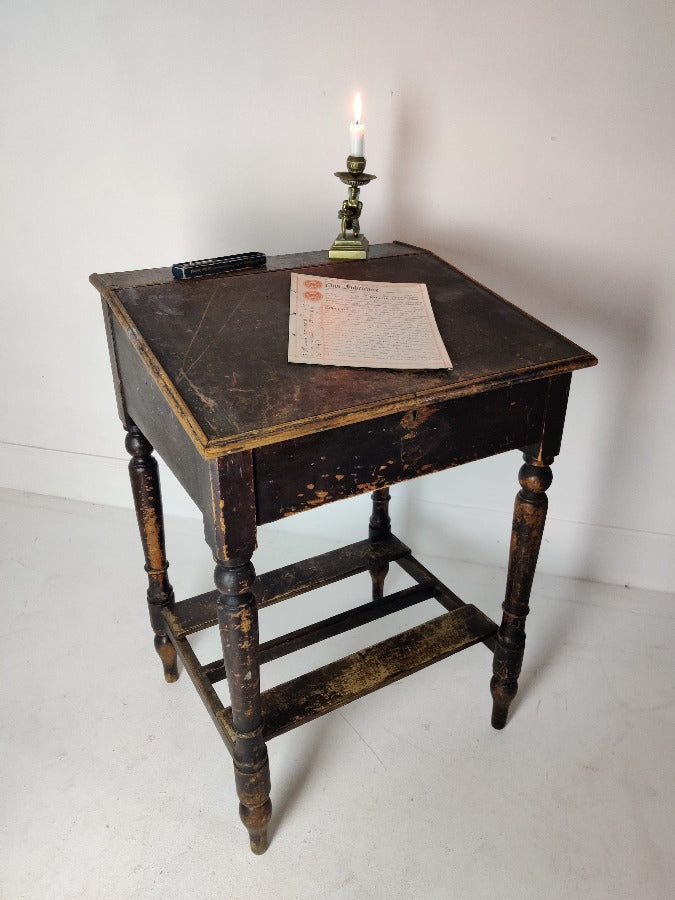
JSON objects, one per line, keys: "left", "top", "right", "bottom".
{"left": 88, "top": 243, "right": 419, "bottom": 292}
{"left": 90, "top": 249, "right": 598, "bottom": 460}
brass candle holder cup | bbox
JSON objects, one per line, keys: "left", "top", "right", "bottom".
{"left": 329, "top": 155, "right": 376, "bottom": 259}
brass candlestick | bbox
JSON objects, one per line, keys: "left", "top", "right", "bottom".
{"left": 329, "top": 155, "right": 376, "bottom": 259}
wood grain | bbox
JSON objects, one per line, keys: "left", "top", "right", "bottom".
{"left": 92, "top": 244, "right": 596, "bottom": 456}
{"left": 226, "top": 604, "right": 498, "bottom": 740}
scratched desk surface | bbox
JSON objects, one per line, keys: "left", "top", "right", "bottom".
{"left": 91, "top": 243, "right": 596, "bottom": 453}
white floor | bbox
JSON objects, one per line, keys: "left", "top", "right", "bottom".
{"left": 1, "top": 487, "right": 673, "bottom": 900}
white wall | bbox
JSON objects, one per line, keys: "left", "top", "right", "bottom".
{"left": 1, "top": 1, "right": 673, "bottom": 592}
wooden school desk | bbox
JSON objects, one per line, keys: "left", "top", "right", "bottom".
{"left": 91, "top": 242, "right": 596, "bottom": 854}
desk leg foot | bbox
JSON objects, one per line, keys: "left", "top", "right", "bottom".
{"left": 125, "top": 425, "right": 178, "bottom": 683}
{"left": 216, "top": 560, "right": 273, "bottom": 855}
{"left": 240, "top": 799, "right": 272, "bottom": 854}
{"left": 154, "top": 635, "right": 179, "bottom": 683}
{"left": 491, "top": 455, "right": 552, "bottom": 729}
{"left": 369, "top": 487, "right": 391, "bottom": 601}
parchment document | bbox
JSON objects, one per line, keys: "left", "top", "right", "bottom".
{"left": 288, "top": 273, "right": 452, "bottom": 369}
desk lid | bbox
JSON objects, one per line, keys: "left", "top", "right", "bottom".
{"left": 91, "top": 242, "right": 597, "bottom": 456}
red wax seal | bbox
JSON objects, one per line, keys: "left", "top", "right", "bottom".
{"left": 303, "top": 279, "right": 323, "bottom": 289}
{"left": 303, "top": 290, "right": 323, "bottom": 301}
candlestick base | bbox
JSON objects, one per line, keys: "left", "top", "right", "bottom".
{"left": 329, "top": 234, "right": 369, "bottom": 259}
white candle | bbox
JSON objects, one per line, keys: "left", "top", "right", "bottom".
{"left": 349, "top": 91, "right": 365, "bottom": 157}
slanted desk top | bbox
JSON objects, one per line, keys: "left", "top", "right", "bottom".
{"left": 91, "top": 242, "right": 596, "bottom": 458}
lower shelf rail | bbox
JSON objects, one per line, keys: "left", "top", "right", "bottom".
{"left": 162, "top": 536, "right": 499, "bottom": 750}
{"left": 238, "top": 604, "right": 498, "bottom": 741}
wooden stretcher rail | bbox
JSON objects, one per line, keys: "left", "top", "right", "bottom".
{"left": 162, "top": 609, "right": 235, "bottom": 753}
{"left": 222, "top": 604, "right": 498, "bottom": 742}
{"left": 398, "top": 555, "right": 499, "bottom": 651}
{"left": 163, "top": 540, "right": 500, "bottom": 753}
{"left": 202, "top": 580, "right": 437, "bottom": 685}
{"left": 171, "top": 534, "right": 411, "bottom": 636}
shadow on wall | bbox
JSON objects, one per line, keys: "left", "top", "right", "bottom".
{"left": 387, "top": 85, "right": 672, "bottom": 578}
{"left": 384, "top": 87, "right": 664, "bottom": 580}
{"left": 414, "top": 227, "right": 655, "bottom": 586}
{"left": 432, "top": 229, "right": 655, "bottom": 581}
{"left": 384, "top": 80, "right": 657, "bottom": 576}
{"left": 378, "top": 221, "right": 661, "bottom": 683}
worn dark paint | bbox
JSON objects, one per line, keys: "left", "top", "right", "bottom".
{"left": 91, "top": 242, "right": 597, "bottom": 855}
{"left": 368, "top": 487, "right": 391, "bottom": 600}
{"left": 125, "top": 425, "right": 178, "bottom": 682}
{"left": 162, "top": 607, "right": 235, "bottom": 749}
{"left": 170, "top": 534, "right": 411, "bottom": 638}
{"left": 253, "top": 378, "right": 551, "bottom": 523}
{"left": 523, "top": 372, "right": 572, "bottom": 462}
{"left": 215, "top": 559, "right": 272, "bottom": 855}
{"left": 112, "top": 314, "right": 207, "bottom": 509}
{"left": 205, "top": 582, "right": 438, "bottom": 685}
{"left": 490, "top": 455, "right": 553, "bottom": 728}
{"left": 206, "top": 452, "right": 257, "bottom": 560}
{"left": 92, "top": 243, "right": 596, "bottom": 457}
{"left": 101, "top": 299, "right": 133, "bottom": 430}
{"left": 250, "top": 605, "right": 498, "bottom": 741}
{"left": 398, "top": 554, "right": 498, "bottom": 653}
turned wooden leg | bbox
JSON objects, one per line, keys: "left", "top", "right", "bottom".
{"left": 368, "top": 487, "right": 391, "bottom": 601}
{"left": 491, "top": 454, "right": 553, "bottom": 729}
{"left": 215, "top": 559, "right": 272, "bottom": 855}
{"left": 125, "top": 424, "right": 179, "bottom": 683}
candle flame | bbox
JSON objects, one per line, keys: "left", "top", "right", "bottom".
{"left": 353, "top": 91, "right": 362, "bottom": 124}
